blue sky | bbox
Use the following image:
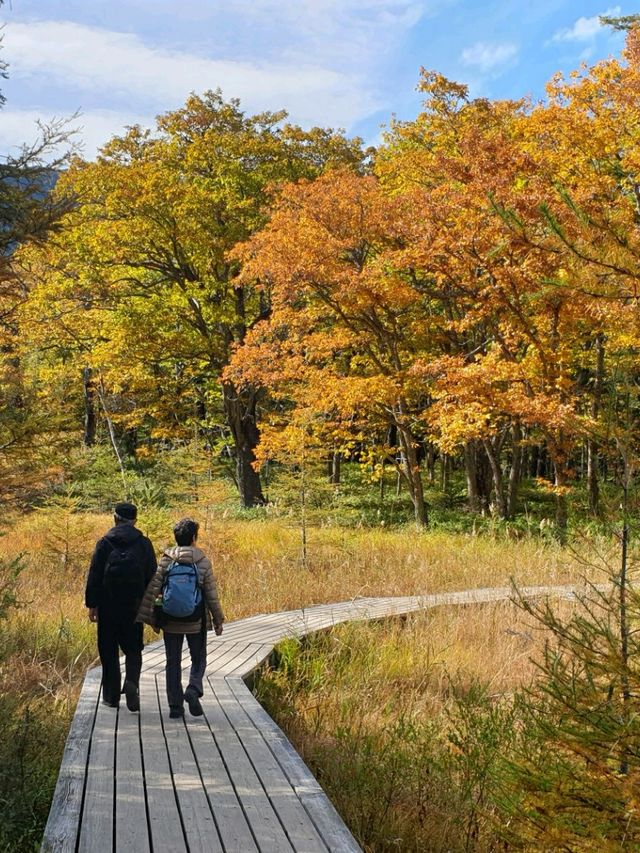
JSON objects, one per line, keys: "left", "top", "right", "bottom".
{"left": 0, "top": 1, "right": 633, "bottom": 158}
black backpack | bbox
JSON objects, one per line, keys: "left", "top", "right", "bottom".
{"left": 103, "top": 541, "right": 146, "bottom": 604}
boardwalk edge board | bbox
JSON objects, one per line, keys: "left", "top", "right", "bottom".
{"left": 41, "top": 585, "right": 583, "bottom": 852}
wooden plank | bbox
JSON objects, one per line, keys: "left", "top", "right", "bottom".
{"left": 213, "top": 677, "right": 328, "bottom": 853}
{"left": 115, "top": 703, "right": 150, "bottom": 853}
{"left": 203, "top": 641, "right": 256, "bottom": 673}
{"left": 142, "top": 631, "right": 231, "bottom": 674}
{"left": 41, "top": 668, "right": 102, "bottom": 853}
{"left": 225, "top": 644, "right": 275, "bottom": 677}
{"left": 209, "top": 643, "right": 274, "bottom": 677}
{"left": 160, "top": 680, "right": 223, "bottom": 853}
{"left": 139, "top": 647, "right": 166, "bottom": 672}
{"left": 77, "top": 690, "right": 118, "bottom": 853}
{"left": 45, "top": 586, "right": 586, "bottom": 853}
{"left": 184, "top": 685, "right": 259, "bottom": 853}
{"left": 227, "top": 679, "right": 362, "bottom": 853}
{"left": 142, "top": 638, "right": 246, "bottom": 682}
{"left": 178, "top": 642, "right": 259, "bottom": 688}
{"left": 138, "top": 672, "right": 189, "bottom": 853}
{"left": 203, "top": 678, "right": 295, "bottom": 852}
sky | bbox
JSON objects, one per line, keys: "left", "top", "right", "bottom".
{"left": 0, "top": 0, "right": 634, "bottom": 159}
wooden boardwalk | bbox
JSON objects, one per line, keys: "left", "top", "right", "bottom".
{"left": 41, "top": 585, "right": 577, "bottom": 852}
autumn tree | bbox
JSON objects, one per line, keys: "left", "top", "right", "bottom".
{"left": 0, "top": 8, "right": 77, "bottom": 504}
{"left": 229, "top": 170, "right": 436, "bottom": 526}
{"left": 485, "top": 29, "right": 640, "bottom": 521}
{"left": 20, "top": 92, "right": 364, "bottom": 507}
{"left": 231, "top": 64, "right": 636, "bottom": 529}
{"left": 371, "top": 42, "right": 640, "bottom": 530}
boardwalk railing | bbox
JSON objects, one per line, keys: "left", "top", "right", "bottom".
{"left": 41, "top": 585, "right": 578, "bottom": 852}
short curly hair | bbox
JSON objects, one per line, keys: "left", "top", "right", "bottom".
{"left": 173, "top": 517, "right": 199, "bottom": 546}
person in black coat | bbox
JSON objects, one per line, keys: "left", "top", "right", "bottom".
{"left": 85, "top": 502, "right": 157, "bottom": 710}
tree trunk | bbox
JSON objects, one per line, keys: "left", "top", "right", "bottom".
{"left": 408, "top": 450, "right": 428, "bottom": 526}
{"left": 476, "top": 444, "right": 491, "bottom": 514}
{"left": 586, "top": 439, "right": 598, "bottom": 514}
{"left": 507, "top": 423, "right": 522, "bottom": 520}
{"left": 554, "top": 459, "right": 569, "bottom": 543}
{"left": 440, "top": 453, "right": 449, "bottom": 492}
{"left": 483, "top": 436, "right": 507, "bottom": 519}
{"left": 327, "top": 451, "right": 341, "bottom": 485}
{"left": 464, "top": 442, "right": 481, "bottom": 513}
{"left": 83, "top": 367, "right": 97, "bottom": 447}
{"left": 222, "top": 380, "right": 265, "bottom": 508}
{"left": 425, "top": 443, "right": 437, "bottom": 484}
{"left": 587, "top": 332, "right": 605, "bottom": 516}
{"left": 397, "top": 422, "right": 428, "bottom": 526}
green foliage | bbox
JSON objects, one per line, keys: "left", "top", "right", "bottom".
{"left": 0, "top": 554, "right": 23, "bottom": 626}
{"left": 600, "top": 13, "right": 640, "bottom": 30}
{"left": 0, "top": 611, "right": 94, "bottom": 853}
{"left": 498, "top": 565, "right": 640, "bottom": 848}
{"left": 256, "top": 625, "right": 521, "bottom": 851}
{"left": 0, "top": 700, "right": 71, "bottom": 853}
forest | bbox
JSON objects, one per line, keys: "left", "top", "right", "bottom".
{"left": 3, "top": 29, "right": 640, "bottom": 537}
{"left": 3, "top": 19, "right": 640, "bottom": 853}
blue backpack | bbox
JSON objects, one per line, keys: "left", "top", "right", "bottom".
{"left": 161, "top": 561, "right": 203, "bottom": 620}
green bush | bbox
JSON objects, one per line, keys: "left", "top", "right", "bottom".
{"left": 256, "top": 629, "right": 520, "bottom": 851}
{"left": 0, "top": 699, "right": 71, "bottom": 853}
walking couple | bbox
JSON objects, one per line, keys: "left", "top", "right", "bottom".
{"left": 85, "top": 502, "right": 224, "bottom": 719}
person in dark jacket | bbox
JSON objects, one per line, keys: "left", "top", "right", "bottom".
{"left": 85, "top": 501, "right": 157, "bottom": 711}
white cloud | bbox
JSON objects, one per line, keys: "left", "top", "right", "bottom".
{"left": 551, "top": 6, "right": 621, "bottom": 43}
{"left": 231, "top": 0, "right": 434, "bottom": 65}
{"left": 4, "top": 20, "right": 381, "bottom": 132}
{"left": 1, "top": 4, "right": 450, "bottom": 157}
{"left": 0, "top": 108, "right": 153, "bottom": 160}
{"left": 460, "top": 42, "right": 518, "bottom": 73}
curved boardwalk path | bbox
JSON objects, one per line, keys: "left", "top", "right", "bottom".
{"left": 41, "top": 585, "right": 577, "bottom": 853}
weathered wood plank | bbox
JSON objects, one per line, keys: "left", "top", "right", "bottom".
{"left": 227, "top": 678, "right": 362, "bottom": 853}
{"left": 115, "top": 703, "right": 150, "bottom": 853}
{"left": 214, "top": 677, "right": 329, "bottom": 853}
{"left": 77, "top": 692, "right": 118, "bottom": 853}
{"left": 185, "top": 688, "right": 259, "bottom": 853}
{"left": 225, "top": 644, "right": 274, "bottom": 677}
{"left": 203, "top": 642, "right": 274, "bottom": 677}
{"left": 160, "top": 682, "right": 223, "bottom": 853}
{"left": 138, "top": 672, "right": 189, "bottom": 853}
{"left": 203, "top": 677, "right": 295, "bottom": 852}
{"left": 41, "top": 667, "right": 102, "bottom": 853}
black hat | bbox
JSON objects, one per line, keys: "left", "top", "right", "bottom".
{"left": 114, "top": 501, "right": 137, "bottom": 521}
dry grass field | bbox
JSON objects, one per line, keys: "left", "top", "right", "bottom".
{"left": 255, "top": 601, "right": 578, "bottom": 852}
{"left": 6, "top": 506, "right": 587, "bottom": 619}
{"left": 0, "top": 504, "right": 610, "bottom": 851}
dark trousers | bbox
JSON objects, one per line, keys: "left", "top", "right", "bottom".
{"left": 97, "top": 606, "right": 143, "bottom": 705}
{"left": 163, "top": 631, "right": 207, "bottom": 710}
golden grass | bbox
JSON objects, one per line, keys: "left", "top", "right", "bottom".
{"left": 0, "top": 508, "right": 588, "bottom": 620}
{"left": 257, "top": 600, "right": 576, "bottom": 853}
{"left": 0, "top": 504, "right": 588, "bottom": 726}
{"left": 269, "top": 599, "right": 569, "bottom": 724}
{"left": 0, "top": 505, "right": 596, "bottom": 851}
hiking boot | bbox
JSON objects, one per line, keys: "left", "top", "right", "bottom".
{"left": 185, "top": 686, "right": 203, "bottom": 717}
{"left": 169, "top": 706, "right": 184, "bottom": 719}
{"left": 102, "top": 699, "right": 119, "bottom": 708}
{"left": 123, "top": 680, "right": 140, "bottom": 713}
